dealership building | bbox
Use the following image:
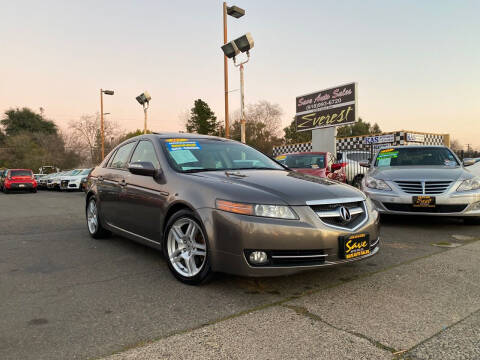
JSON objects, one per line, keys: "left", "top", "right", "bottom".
{"left": 272, "top": 130, "right": 450, "bottom": 156}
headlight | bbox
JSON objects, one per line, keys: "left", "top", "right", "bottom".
{"left": 457, "top": 177, "right": 480, "bottom": 192}
{"left": 365, "top": 176, "right": 392, "bottom": 191}
{"left": 216, "top": 200, "right": 297, "bottom": 219}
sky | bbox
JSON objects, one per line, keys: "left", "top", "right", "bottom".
{"left": 1, "top": 0, "right": 479, "bottom": 148}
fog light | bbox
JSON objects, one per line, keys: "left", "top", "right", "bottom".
{"left": 249, "top": 251, "right": 268, "bottom": 265}
{"left": 470, "top": 201, "right": 480, "bottom": 210}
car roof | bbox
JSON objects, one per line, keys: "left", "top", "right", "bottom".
{"left": 126, "top": 132, "right": 235, "bottom": 142}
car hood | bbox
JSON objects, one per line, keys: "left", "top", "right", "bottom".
{"left": 188, "top": 170, "right": 365, "bottom": 206}
{"left": 370, "top": 166, "right": 470, "bottom": 181}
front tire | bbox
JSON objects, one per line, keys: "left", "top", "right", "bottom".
{"left": 163, "top": 210, "right": 212, "bottom": 285}
{"left": 86, "top": 197, "right": 111, "bottom": 239}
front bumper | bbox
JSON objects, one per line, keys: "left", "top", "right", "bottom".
{"left": 364, "top": 188, "right": 480, "bottom": 217}
{"left": 196, "top": 205, "right": 379, "bottom": 277}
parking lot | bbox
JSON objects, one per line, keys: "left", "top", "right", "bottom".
{"left": 1, "top": 191, "right": 479, "bottom": 359}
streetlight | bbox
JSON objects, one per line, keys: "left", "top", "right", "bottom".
{"left": 221, "top": 33, "right": 254, "bottom": 143}
{"left": 222, "top": 2, "right": 245, "bottom": 138}
{"left": 136, "top": 91, "right": 152, "bottom": 134}
{"left": 100, "top": 89, "right": 114, "bottom": 160}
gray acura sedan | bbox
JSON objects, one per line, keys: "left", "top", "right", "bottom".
{"left": 85, "top": 133, "right": 379, "bottom": 284}
{"left": 361, "top": 146, "right": 480, "bottom": 224}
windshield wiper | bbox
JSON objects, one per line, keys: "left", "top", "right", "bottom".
{"left": 182, "top": 168, "right": 221, "bottom": 173}
{"left": 230, "top": 167, "right": 282, "bottom": 170}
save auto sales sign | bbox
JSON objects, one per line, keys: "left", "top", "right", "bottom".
{"left": 295, "top": 83, "right": 357, "bottom": 132}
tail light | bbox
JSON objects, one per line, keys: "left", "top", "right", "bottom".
{"left": 331, "top": 162, "right": 347, "bottom": 171}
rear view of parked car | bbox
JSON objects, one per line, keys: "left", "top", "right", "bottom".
{"left": 2, "top": 169, "right": 37, "bottom": 193}
{"left": 336, "top": 151, "right": 371, "bottom": 188}
{"left": 276, "top": 152, "right": 346, "bottom": 182}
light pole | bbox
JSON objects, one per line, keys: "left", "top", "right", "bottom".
{"left": 100, "top": 89, "right": 114, "bottom": 160}
{"left": 222, "top": 3, "right": 245, "bottom": 138}
{"left": 221, "top": 33, "right": 254, "bottom": 143}
{"left": 136, "top": 92, "right": 152, "bottom": 134}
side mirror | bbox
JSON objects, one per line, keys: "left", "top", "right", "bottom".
{"left": 463, "top": 159, "right": 475, "bottom": 167}
{"left": 359, "top": 160, "right": 371, "bottom": 168}
{"left": 128, "top": 161, "right": 156, "bottom": 176}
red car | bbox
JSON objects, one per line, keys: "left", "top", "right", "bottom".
{"left": 2, "top": 169, "right": 37, "bottom": 193}
{"left": 276, "top": 152, "right": 347, "bottom": 182}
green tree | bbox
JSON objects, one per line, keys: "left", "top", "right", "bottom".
{"left": 336, "top": 118, "right": 381, "bottom": 137}
{"left": 1, "top": 107, "right": 57, "bottom": 136}
{"left": 283, "top": 117, "right": 312, "bottom": 144}
{"left": 185, "top": 99, "right": 219, "bottom": 135}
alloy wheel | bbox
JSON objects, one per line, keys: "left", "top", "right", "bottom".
{"left": 167, "top": 218, "right": 207, "bottom": 278}
{"left": 87, "top": 199, "right": 98, "bottom": 234}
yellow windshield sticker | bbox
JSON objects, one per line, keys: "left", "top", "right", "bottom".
{"left": 165, "top": 138, "right": 189, "bottom": 143}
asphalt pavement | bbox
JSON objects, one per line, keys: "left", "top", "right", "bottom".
{"left": 0, "top": 191, "right": 479, "bottom": 360}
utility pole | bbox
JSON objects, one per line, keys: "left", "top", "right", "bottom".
{"left": 239, "top": 63, "right": 245, "bottom": 143}
{"left": 100, "top": 89, "right": 104, "bottom": 159}
{"left": 223, "top": 2, "right": 229, "bottom": 138}
{"left": 234, "top": 52, "right": 250, "bottom": 143}
{"left": 99, "top": 89, "right": 114, "bottom": 160}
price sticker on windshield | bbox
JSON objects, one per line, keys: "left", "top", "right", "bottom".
{"left": 167, "top": 141, "right": 201, "bottom": 151}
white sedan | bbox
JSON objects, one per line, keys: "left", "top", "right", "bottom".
{"left": 60, "top": 169, "right": 92, "bottom": 191}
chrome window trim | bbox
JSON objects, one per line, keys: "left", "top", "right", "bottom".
{"left": 306, "top": 197, "right": 365, "bottom": 206}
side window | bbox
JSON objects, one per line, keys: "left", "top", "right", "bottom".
{"left": 106, "top": 150, "right": 117, "bottom": 168}
{"left": 110, "top": 142, "right": 136, "bottom": 169}
{"left": 130, "top": 141, "right": 160, "bottom": 169}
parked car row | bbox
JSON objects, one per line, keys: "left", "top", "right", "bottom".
{"left": 37, "top": 168, "right": 92, "bottom": 191}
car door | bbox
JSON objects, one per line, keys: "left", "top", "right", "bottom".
{"left": 120, "top": 139, "right": 168, "bottom": 241}
{"left": 98, "top": 141, "right": 137, "bottom": 225}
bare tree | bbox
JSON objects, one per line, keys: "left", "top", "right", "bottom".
{"left": 230, "top": 100, "right": 284, "bottom": 154}
{"left": 69, "top": 113, "right": 121, "bottom": 166}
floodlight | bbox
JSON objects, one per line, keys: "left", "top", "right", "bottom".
{"left": 136, "top": 91, "right": 151, "bottom": 105}
{"left": 233, "top": 33, "right": 254, "bottom": 53}
{"left": 227, "top": 6, "right": 245, "bottom": 18}
{"left": 221, "top": 41, "right": 240, "bottom": 59}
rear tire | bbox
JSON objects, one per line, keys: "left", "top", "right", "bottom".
{"left": 464, "top": 217, "right": 480, "bottom": 225}
{"left": 86, "top": 196, "right": 111, "bottom": 239}
{"left": 163, "top": 209, "right": 212, "bottom": 285}
{"left": 31, "top": 188, "right": 37, "bottom": 193}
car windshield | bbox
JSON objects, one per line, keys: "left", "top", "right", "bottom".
{"left": 80, "top": 169, "right": 91, "bottom": 175}
{"left": 375, "top": 147, "right": 459, "bottom": 167}
{"left": 161, "top": 138, "right": 283, "bottom": 173}
{"left": 11, "top": 170, "right": 32, "bottom": 177}
{"left": 284, "top": 154, "right": 326, "bottom": 169}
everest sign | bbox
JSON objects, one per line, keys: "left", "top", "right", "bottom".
{"left": 296, "top": 83, "right": 357, "bottom": 132}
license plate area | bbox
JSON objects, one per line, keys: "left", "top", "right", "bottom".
{"left": 412, "top": 196, "right": 436, "bottom": 208}
{"left": 339, "top": 233, "right": 370, "bottom": 259}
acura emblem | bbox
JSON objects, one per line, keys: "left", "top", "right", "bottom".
{"left": 339, "top": 206, "right": 351, "bottom": 221}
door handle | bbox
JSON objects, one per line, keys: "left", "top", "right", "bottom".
{"left": 98, "top": 176, "right": 104, "bottom": 182}
{"left": 119, "top": 179, "right": 127, "bottom": 187}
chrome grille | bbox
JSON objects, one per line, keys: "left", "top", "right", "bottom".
{"left": 394, "top": 180, "right": 452, "bottom": 194}
{"left": 394, "top": 181, "right": 422, "bottom": 194}
{"left": 309, "top": 200, "right": 368, "bottom": 230}
{"left": 424, "top": 181, "right": 452, "bottom": 194}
